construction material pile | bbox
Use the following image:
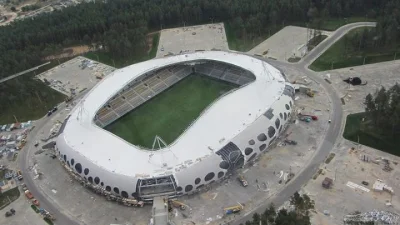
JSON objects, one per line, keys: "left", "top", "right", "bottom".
{"left": 343, "top": 77, "right": 367, "bottom": 86}
{"left": 344, "top": 210, "right": 399, "bottom": 224}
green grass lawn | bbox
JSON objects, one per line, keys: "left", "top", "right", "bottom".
{"left": 343, "top": 112, "right": 400, "bottom": 155}
{"left": 105, "top": 74, "right": 237, "bottom": 148}
{"left": 293, "top": 17, "right": 376, "bottom": 31}
{"left": 85, "top": 33, "right": 160, "bottom": 68}
{"left": 309, "top": 27, "right": 400, "bottom": 71}
{"left": 0, "top": 187, "right": 20, "bottom": 210}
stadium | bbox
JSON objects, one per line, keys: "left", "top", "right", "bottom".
{"left": 56, "top": 51, "right": 295, "bottom": 200}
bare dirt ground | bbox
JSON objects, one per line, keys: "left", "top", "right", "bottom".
{"left": 156, "top": 23, "right": 229, "bottom": 58}
{"left": 305, "top": 61, "right": 400, "bottom": 225}
{"left": 306, "top": 139, "right": 400, "bottom": 225}
{"left": 248, "top": 26, "right": 332, "bottom": 62}
{"left": 36, "top": 56, "right": 115, "bottom": 95}
{"left": 44, "top": 45, "right": 92, "bottom": 60}
{"left": 0, "top": 6, "right": 17, "bottom": 26}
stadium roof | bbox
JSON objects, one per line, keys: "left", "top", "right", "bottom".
{"left": 60, "top": 51, "right": 286, "bottom": 178}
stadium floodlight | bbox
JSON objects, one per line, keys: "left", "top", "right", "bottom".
{"left": 151, "top": 135, "right": 168, "bottom": 151}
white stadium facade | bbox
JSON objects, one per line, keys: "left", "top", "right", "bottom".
{"left": 56, "top": 51, "right": 295, "bottom": 200}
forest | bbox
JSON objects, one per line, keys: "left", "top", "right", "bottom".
{"left": 343, "top": 84, "right": 400, "bottom": 155}
{"left": 0, "top": 0, "right": 397, "bottom": 123}
{"left": 0, "top": 0, "right": 391, "bottom": 79}
{"left": 364, "top": 84, "right": 400, "bottom": 134}
{"left": 240, "top": 192, "right": 314, "bottom": 225}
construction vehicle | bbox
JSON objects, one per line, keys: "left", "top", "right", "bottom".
{"left": 237, "top": 175, "right": 248, "bottom": 187}
{"left": 284, "top": 140, "right": 297, "bottom": 145}
{"left": 169, "top": 199, "right": 188, "bottom": 210}
{"left": 306, "top": 89, "right": 315, "bottom": 97}
{"left": 24, "top": 190, "right": 34, "bottom": 199}
{"left": 224, "top": 203, "right": 244, "bottom": 215}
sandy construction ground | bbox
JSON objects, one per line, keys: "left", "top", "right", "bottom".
{"left": 248, "top": 26, "right": 332, "bottom": 62}
{"left": 156, "top": 23, "right": 229, "bottom": 58}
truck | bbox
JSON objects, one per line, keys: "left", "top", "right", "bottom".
{"left": 224, "top": 203, "right": 244, "bottom": 215}
{"left": 24, "top": 190, "right": 33, "bottom": 199}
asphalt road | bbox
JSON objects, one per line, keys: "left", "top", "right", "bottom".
{"left": 18, "top": 22, "right": 376, "bottom": 225}
{"left": 0, "top": 62, "right": 51, "bottom": 84}
{"left": 18, "top": 95, "right": 85, "bottom": 225}
{"left": 300, "top": 22, "right": 376, "bottom": 67}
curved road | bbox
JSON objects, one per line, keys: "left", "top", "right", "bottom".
{"left": 234, "top": 22, "right": 376, "bottom": 224}
{"left": 19, "top": 22, "right": 376, "bottom": 225}
{"left": 18, "top": 96, "right": 84, "bottom": 225}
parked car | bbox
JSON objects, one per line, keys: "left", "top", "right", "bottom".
{"left": 32, "top": 199, "right": 40, "bottom": 206}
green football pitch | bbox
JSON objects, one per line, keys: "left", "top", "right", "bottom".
{"left": 105, "top": 74, "right": 238, "bottom": 149}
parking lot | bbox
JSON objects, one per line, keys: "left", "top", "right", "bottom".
{"left": 36, "top": 56, "right": 115, "bottom": 96}
{"left": 0, "top": 196, "right": 45, "bottom": 225}
{"left": 156, "top": 23, "right": 229, "bottom": 58}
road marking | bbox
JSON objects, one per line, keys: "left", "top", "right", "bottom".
{"left": 212, "top": 193, "right": 218, "bottom": 200}
{"left": 346, "top": 181, "right": 370, "bottom": 192}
